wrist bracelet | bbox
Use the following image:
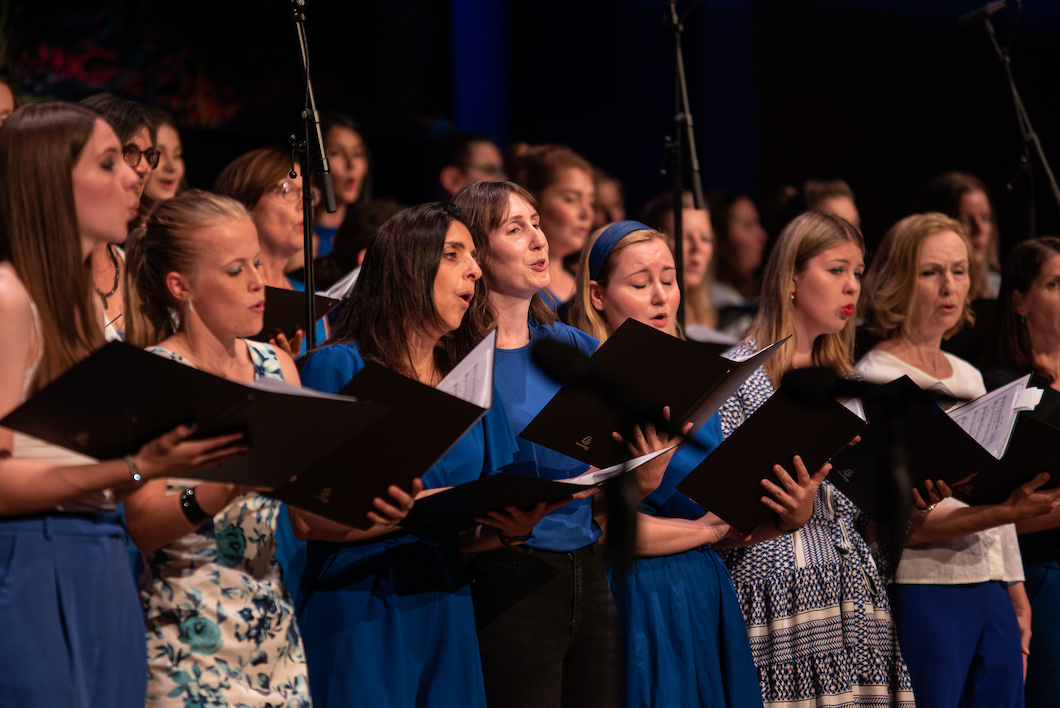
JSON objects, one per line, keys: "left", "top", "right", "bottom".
{"left": 123, "top": 454, "right": 143, "bottom": 484}
{"left": 178, "top": 487, "right": 213, "bottom": 528}
{"left": 498, "top": 531, "right": 530, "bottom": 546}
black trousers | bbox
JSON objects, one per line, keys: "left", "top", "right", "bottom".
{"left": 467, "top": 542, "right": 621, "bottom": 708}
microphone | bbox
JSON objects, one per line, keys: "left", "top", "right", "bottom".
{"left": 958, "top": 0, "right": 1014, "bottom": 25}
{"left": 530, "top": 338, "right": 696, "bottom": 446}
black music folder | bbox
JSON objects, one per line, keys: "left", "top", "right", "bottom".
{"left": 402, "top": 447, "right": 673, "bottom": 532}
{"left": 676, "top": 384, "right": 866, "bottom": 535}
{"left": 828, "top": 376, "right": 999, "bottom": 520}
{"left": 951, "top": 413, "right": 1060, "bottom": 506}
{"left": 271, "top": 331, "right": 497, "bottom": 528}
{"left": 519, "top": 319, "right": 783, "bottom": 469}
{"left": 0, "top": 340, "right": 387, "bottom": 486}
{"left": 249, "top": 286, "right": 339, "bottom": 343}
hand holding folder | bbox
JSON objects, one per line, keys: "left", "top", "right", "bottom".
{"left": 676, "top": 380, "right": 866, "bottom": 535}
{"left": 0, "top": 341, "right": 388, "bottom": 487}
{"left": 520, "top": 319, "right": 785, "bottom": 469}
{"left": 272, "top": 331, "right": 499, "bottom": 528}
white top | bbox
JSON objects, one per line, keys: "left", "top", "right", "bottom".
{"left": 0, "top": 268, "right": 113, "bottom": 513}
{"left": 855, "top": 348, "right": 1024, "bottom": 585}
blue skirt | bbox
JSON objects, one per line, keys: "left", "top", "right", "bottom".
{"left": 610, "top": 546, "right": 763, "bottom": 708}
{"left": 0, "top": 511, "right": 147, "bottom": 707}
{"left": 299, "top": 529, "right": 487, "bottom": 707}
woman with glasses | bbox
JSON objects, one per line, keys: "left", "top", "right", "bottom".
{"left": 78, "top": 93, "right": 159, "bottom": 341}
{"left": 136, "top": 108, "right": 186, "bottom": 224}
{"left": 214, "top": 146, "right": 324, "bottom": 355}
{"left": 214, "top": 146, "right": 325, "bottom": 606}
{"left": 0, "top": 102, "right": 245, "bottom": 707}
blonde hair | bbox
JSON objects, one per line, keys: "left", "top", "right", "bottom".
{"left": 748, "top": 211, "right": 865, "bottom": 385}
{"left": 568, "top": 225, "right": 674, "bottom": 344}
{"left": 861, "top": 212, "right": 978, "bottom": 341}
{"left": 124, "top": 190, "right": 250, "bottom": 347}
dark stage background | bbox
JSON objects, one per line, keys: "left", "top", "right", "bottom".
{"left": 3, "top": 0, "right": 1058, "bottom": 257}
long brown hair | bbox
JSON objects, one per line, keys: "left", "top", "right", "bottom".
{"left": 316, "top": 202, "right": 485, "bottom": 378}
{"left": 452, "top": 180, "right": 557, "bottom": 327}
{"left": 0, "top": 102, "right": 105, "bottom": 389}
{"left": 749, "top": 210, "right": 865, "bottom": 385}
{"left": 124, "top": 190, "right": 251, "bottom": 348}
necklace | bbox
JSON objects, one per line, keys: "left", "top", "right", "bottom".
{"left": 93, "top": 244, "right": 120, "bottom": 310}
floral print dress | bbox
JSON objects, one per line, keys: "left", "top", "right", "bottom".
{"left": 141, "top": 341, "right": 311, "bottom": 707}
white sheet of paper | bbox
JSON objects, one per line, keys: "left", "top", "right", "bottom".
{"left": 435, "top": 329, "right": 495, "bottom": 409}
{"left": 948, "top": 373, "right": 1035, "bottom": 458}
{"left": 558, "top": 445, "right": 678, "bottom": 487}
{"left": 842, "top": 396, "right": 866, "bottom": 421}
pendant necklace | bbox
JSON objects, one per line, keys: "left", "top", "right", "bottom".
{"left": 93, "top": 244, "right": 120, "bottom": 310}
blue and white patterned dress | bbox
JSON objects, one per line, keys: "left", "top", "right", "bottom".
{"left": 717, "top": 339, "right": 913, "bottom": 708}
{"left": 141, "top": 341, "right": 312, "bottom": 708}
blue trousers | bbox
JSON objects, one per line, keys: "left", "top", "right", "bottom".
{"left": 1023, "top": 559, "right": 1060, "bottom": 708}
{"left": 890, "top": 581, "right": 1022, "bottom": 708}
{"left": 0, "top": 512, "right": 147, "bottom": 708}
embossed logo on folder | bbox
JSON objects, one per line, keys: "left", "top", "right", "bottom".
{"left": 575, "top": 436, "right": 592, "bottom": 452}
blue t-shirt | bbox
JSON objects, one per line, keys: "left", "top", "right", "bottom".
{"left": 315, "top": 224, "right": 339, "bottom": 258}
{"left": 493, "top": 319, "right": 601, "bottom": 552}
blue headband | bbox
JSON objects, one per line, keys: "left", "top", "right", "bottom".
{"left": 588, "top": 220, "right": 653, "bottom": 280}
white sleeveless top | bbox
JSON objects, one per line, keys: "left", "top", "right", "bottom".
{"left": 1, "top": 267, "right": 115, "bottom": 512}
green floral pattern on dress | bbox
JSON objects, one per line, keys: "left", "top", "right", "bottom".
{"left": 142, "top": 341, "right": 312, "bottom": 707}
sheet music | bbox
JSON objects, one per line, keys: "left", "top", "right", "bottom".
{"left": 557, "top": 445, "right": 677, "bottom": 487}
{"left": 949, "top": 373, "right": 1036, "bottom": 458}
{"left": 436, "top": 329, "right": 495, "bottom": 408}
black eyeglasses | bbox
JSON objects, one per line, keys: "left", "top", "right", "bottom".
{"left": 123, "top": 144, "right": 161, "bottom": 170}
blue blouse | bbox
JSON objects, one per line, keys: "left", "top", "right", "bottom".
{"left": 492, "top": 320, "right": 601, "bottom": 552}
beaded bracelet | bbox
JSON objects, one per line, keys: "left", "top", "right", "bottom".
{"left": 123, "top": 454, "right": 142, "bottom": 484}
{"left": 178, "top": 487, "right": 213, "bottom": 528}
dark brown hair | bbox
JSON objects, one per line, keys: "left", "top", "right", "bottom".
{"left": 79, "top": 93, "right": 156, "bottom": 144}
{"left": 994, "top": 236, "right": 1060, "bottom": 384}
{"left": 317, "top": 202, "right": 485, "bottom": 378}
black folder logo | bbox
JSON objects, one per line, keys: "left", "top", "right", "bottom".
{"left": 71, "top": 431, "right": 90, "bottom": 448}
{"left": 316, "top": 487, "right": 332, "bottom": 504}
{"left": 835, "top": 468, "right": 854, "bottom": 483}
{"left": 575, "top": 436, "right": 592, "bottom": 452}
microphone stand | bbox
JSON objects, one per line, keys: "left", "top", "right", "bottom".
{"left": 977, "top": 10, "right": 1060, "bottom": 237}
{"left": 665, "top": 0, "right": 706, "bottom": 329}
{"left": 289, "top": 0, "right": 337, "bottom": 349}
